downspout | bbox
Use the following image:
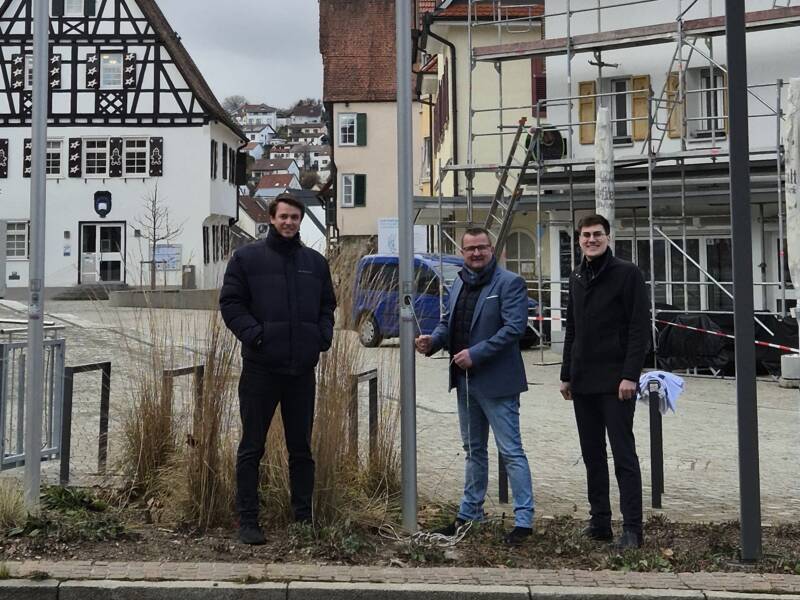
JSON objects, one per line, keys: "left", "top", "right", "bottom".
{"left": 423, "top": 14, "right": 459, "bottom": 197}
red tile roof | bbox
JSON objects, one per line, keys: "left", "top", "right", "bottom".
{"left": 256, "top": 174, "right": 295, "bottom": 190}
{"left": 239, "top": 196, "right": 270, "bottom": 223}
{"left": 433, "top": 0, "right": 543, "bottom": 20}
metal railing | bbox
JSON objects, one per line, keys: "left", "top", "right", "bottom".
{"left": 0, "top": 338, "right": 66, "bottom": 470}
{"left": 349, "top": 369, "right": 380, "bottom": 465}
{"left": 60, "top": 362, "right": 111, "bottom": 485}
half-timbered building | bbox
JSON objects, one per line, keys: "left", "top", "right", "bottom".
{"left": 0, "top": 0, "right": 246, "bottom": 290}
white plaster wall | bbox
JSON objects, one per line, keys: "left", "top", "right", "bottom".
{"left": 0, "top": 123, "right": 240, "bottom": 289}
{"left": 544, "top": 0, "right": 798, "bottom": 161}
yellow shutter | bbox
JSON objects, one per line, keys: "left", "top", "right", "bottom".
{"left": 631, "top": 75, "right": 651, "bottom": 141}
{"left": 666, "top": 72, "right": 682, "bottom": 139}
{"left": 722, "top": 70, "right": 729, "bottom": 133}
{"left": 578, "top": 81, "right": 596, "bottom": 145}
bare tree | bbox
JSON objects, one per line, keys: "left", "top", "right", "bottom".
{"left": 222, "top": 94, "right": 248, "bottom": 114}
{"left": 133, "top": 183, "right": 184, "bottom": 289}
{"left": 299, "top": 169, "right": 321, "bottom": 190}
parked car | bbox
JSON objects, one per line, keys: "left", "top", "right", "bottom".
{"left": 352, "top": 253, "right": 540, "bottom": 348}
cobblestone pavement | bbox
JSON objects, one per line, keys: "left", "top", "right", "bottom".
{"left": 1, "top": 300, "right": 799, "bottom": 523}
{"left": 2, "top": 560, "right": 800, "bottom": 592}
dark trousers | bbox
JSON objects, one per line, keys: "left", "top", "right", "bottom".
{"left": 573, "top": 393, "right": 642, "bottom": 533}
{"left": 236, "top": 364, "right": 316, "bottom": 524}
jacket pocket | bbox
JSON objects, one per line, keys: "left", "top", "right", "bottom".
{"left": 294, "top": 322, "right": 322, "bottom": 369}
{"left": 260, "top": 322, "right": 292, "bottom": 363}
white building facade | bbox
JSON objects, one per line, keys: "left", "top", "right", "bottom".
{"left": 0, "top": 0, "right": 245, "bottom": 290}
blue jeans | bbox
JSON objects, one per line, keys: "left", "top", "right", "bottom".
{"left": 455, "top": 374, "right": 534, "bottom": 528}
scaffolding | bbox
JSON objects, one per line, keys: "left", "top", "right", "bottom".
{"left": 420, "top": 0, "right": 799, "bottom": 369}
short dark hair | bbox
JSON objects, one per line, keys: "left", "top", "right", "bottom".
{"left": 269, "top": 192, "right": 306, "bottom": 219}
{"left": 577, "top": 214, "right": 611, "bottom": 235}
{"left": 462, "top": 226, "right": 492, "bottom": 245}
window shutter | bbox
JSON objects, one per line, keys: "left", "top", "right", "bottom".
{"left": 666, "top": 72, "right": 682, "bottom": 139}
{"left": 49, "top": 53, "right": 62, "bottom": 89}
{"left": 68, "top": 138, "right": 82, "bottom": 177}
{"left": 356, "top": 113, "right": 367, "bottom": 146}
{"left": 149, "top": 137, "right": 163, "bottom": 176}
{"left": 52, "top": 0, "right": 65, "bottom": 16}
{"left": 578, "top": 81, "right": 596, "bottom": 144}
{"left": 23, "top": 138, "right": 32, "bottom": 178}
{"left": 235, "top": 151, "right": 247, "bottom": 185}
{"left": 229, "top": 149, "right": 236, "bottom": 183}
{"left": 210, "top": 140, "right": 215, "bottom": 178}
{"left": 11, "top": 54, "right": 24, "bottom": 91}
{"left": 123, "top": 52, "right": 136, "bottom": 89}
{"left": 109, "top": 137, "right": 123, "bottom": 177}
{"left": 531, "top": 57, "right": 546, "bottom": 116}
{"left": 222, "top": 143, "right": 228, "bottom": 179}
{"left": 84, "top": 0, "right": 96, "bottom": 16}
{"left": 0, "top": 139, "right": 8, "bottom": 179}
{"left": 631, "top": 75, "right": 651, "bottom": 142}
{"left": 85, "top": 54, "right": 98, "bottom": 89}
{"left": 354, "top": 174, "right": 366, "bottom": 207}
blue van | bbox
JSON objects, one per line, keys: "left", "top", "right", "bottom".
{"left": 352, "top": 253, "right": 540, "bottom": 348}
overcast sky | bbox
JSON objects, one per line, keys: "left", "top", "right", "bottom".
{"left": 158, "top": 0, "right": 323, "bottom": 110}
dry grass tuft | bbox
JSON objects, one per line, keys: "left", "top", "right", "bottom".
{"left": 0, "top": 479, "right": 25, "bottom": 529}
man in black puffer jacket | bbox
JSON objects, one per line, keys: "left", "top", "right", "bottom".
{"left": 220, "top": 193, "right": 336, "bottom": 545}
{"left": 560, "top": 214, "right": 650, "bottom": 550}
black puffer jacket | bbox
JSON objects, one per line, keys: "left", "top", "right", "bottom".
{"left": 560, "top": 248, "right": 650, "bottom": 395}
{"left": 219, "top": 227, "right": 336, "bottom": 374}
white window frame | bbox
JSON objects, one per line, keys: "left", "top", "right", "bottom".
{"left": 609, "top": 78, "right": 632, "bottom": 145}
{"left": 84, "top": 138, "right": 109, "bottom": 177}
{"left": 46, "top": 139, "right": 63, "bottom": 178}
{"left": 64, "top": 0, "right": 84, "bottom": 16}
{"left": 338, "top": 113, "right": 356, "bottom": 146}
{"left": 100, "top": 52, "right": 123, "bottom": 90}
{"left": 697, "top": 67, "right": 726, "bottom": 138}
{"left": 6, "top": 221, "right": 30, "bottom": 260}
{"left": 341, "top": 174, "right": 355, "bottom": 208}
{"left": 123, "top": 137, "right": 149, "bottom": 176}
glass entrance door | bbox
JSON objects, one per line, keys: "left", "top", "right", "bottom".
{"left": 80, "top": 222, "right": 125, "bottom": 284}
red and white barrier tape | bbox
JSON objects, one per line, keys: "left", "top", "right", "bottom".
{"left": 655, "top": 319, "right": 799, "bottom": 354}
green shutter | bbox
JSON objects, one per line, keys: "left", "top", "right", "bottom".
{"left": 356, "top": 113, "right": 367, "bottom": 146}
{"left": 354, "top": 174, "right": 366, "bottom": 207}
{"left": 84, "top": 0, "right": 96, "bottom": 16}
{"left": 52, "top": 0, "right": 65, "bottom": 16}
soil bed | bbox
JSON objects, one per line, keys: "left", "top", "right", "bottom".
{"left": 1, "top": 499, "right": 798, "bottom": 574}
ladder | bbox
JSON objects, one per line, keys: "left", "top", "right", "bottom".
{"left": 484, "top": 117, "right": 534, "bottom": 257}
{"left": 651, "top": 36, "right": 697, "bottom": 155}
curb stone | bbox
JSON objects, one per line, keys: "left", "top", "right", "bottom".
{"left": 527, "top": 588, "right": 705, "bottom": 600}
{"left": 286, "top": 582, "right": 531, "bottom": 599}
{"left": 58, "top": 580, "right": 287, "bottom": 600}
{"left": 0, "top": 579, "right": 59, "bottom": 600}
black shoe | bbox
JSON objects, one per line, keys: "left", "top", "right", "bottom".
{"left": 504, "top": 526, "right": 534, "bottom": 546}
{"left": 581, "top": 525, "right": 613, "bottom": 542}
{"left": 432, "top": 518, "right": 466, "bottom": 536}
{"left": 238, "top": 523, "right": 266, "bottom": 545}
{"left": 614, "top": 529, "right": 643, "bottom": 550}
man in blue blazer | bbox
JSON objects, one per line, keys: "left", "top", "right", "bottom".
{"left": 416, "top": 227, "right": 535, "bottom": 545}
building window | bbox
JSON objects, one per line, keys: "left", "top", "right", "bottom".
{"left": 6, "top": 222, "right": 30, "bottom": 259}
{"left": 505, "top": 231, "right": 536, "bottom": 280}
{"left": 338, "top": 113, "right": 356, "bottom": 146}
{"left": 610, "top": 78, "right": 632, "bottom": 144}
{"left": 698, "top": 67, "right": 726, "bottom": 136}
{"left": 124, "top": 138, "right": 148, "bottom": 175}
{"left": 64, "top": 0, "right": 84, "bottom": 15}
{"left": 84, "top": 138, "right": 108, "bottom": 176}
{"left": 100, "top": 53, "right": 123, "bottom": 89}
{"left": 420, "top": 136, "right": 431, "bottom": 183}
{"left": 46, "top": 140, "right": 63, "bottom": 176}
{"left": 341, "top": 174, "right": 355, "bottom": 207}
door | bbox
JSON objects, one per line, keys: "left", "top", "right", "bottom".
{"left": 80, "top": 222, "right": 125, "bottom": 284}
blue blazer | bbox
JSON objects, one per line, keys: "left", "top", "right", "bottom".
{"left": 429, "top": 265, "right": 529, "bottom": 398}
